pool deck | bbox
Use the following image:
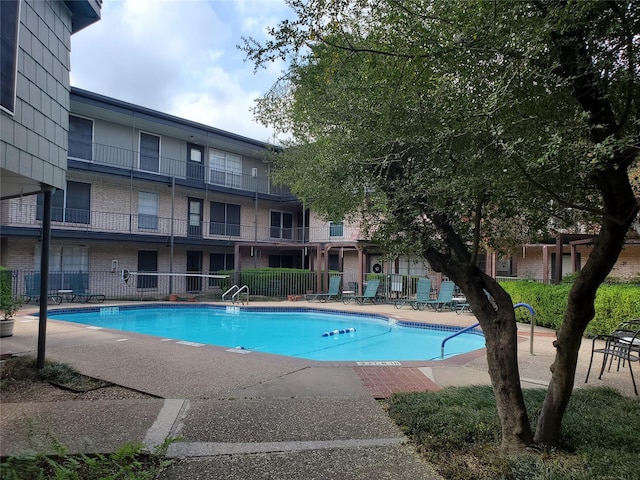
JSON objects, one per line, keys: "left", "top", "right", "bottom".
{"left": 1, "top": 300, "right": 637, "bottom": 479}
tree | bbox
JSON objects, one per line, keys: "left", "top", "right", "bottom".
{"left": 243, "top": 0, "right": 640, "bottom": 449}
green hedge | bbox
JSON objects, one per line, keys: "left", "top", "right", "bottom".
{"left": 0, "top": 267, "right": 12, "bottom": 308}
{"left": 500, "top": 281, "right": 640, "bottom": 337}
{"left": 240, "top": 268, "right": 309, "bottom": 296}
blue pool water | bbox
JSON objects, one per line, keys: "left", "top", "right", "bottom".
{"left": 48, "top": 305, "right": 485, "bottom": 362}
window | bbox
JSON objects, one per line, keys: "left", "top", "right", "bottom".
{"left": 269, "top": 255, "right": 293, "bottom": 268}
{"left": 328, "top": 254, "right": 339, "bottom": 271}
{"left": 33, "top": 245, "right": 89, "bottom": 291}
{"left": 210, "top": 253, "right": 234, "bottom": 271}
{"left": 137, "top": 251, "right": 158, "bottom": 288}
{"left": 186, "top": 250, "right": 203, "bottom": 292}
{"left": 68, "top": 115, "right": 93, "bottom": 160}
{"left": 210, "top": 201, "right": 240, "bottom": 236}
{"left": 209, "top": 150, "right": 241, "bottom": 188}
{"left": 138, "top": 192, "right": 158, "bottom": 230}
{"left": 139, "top": 132, "right": 160, "bottom": 172}
{"left": 37, "top": 181, "right": 91, "bottom": 224}
{"left": 209, "top": 253, "right": 234, "bottom": 286}
{"left": 270, "top": 211, "right": 293, "bottom": 239}
{"left": 187, "top": 143, "right": 204, "bottom": 180}
{"left": 329, "top": 222, "right": 344, "bottom": 237}
{"left": 0, "top": 0, "right": 20, "bottom": 114}
{"left": 188, "top": 198, "right": 203, "bottom": 237}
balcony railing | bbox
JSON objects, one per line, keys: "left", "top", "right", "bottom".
{"left": 2, "top": 202, "right": 366, "bottom": 243}
{"left": 71, "top": 142, "right": 291, "bottom": 196}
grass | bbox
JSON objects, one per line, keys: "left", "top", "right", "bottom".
{"left": 0, "top": 439, "right": 175, "bottom": 480}
{"left": 0, "top": 354, "right": 109, "bottom": 391}
{"left": 386, "top": 386, "right": 640, "bottom": 480}
{"left": 0, "top": 355, "right": 175, "bottom": 479}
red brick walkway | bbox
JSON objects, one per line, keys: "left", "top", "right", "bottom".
{"left": 353, "top": 366, "right": 441, "bottom": 399}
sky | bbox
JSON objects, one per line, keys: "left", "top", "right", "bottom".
{"left": 70, "top": 0, "right": 292, "bottom": 143}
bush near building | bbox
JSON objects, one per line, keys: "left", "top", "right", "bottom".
{"left": 500, "top": 281, "right": 640, "bottom": 336}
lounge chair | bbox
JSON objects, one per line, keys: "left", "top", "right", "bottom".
{"left": 343, "top": 279, "right": 380, "bottom": 305}
{"left": 23, "top": 273, "right": 62, "bottom": 304}
{"left": 70, "top": 274, "right": 105, "bottom": 303}
{"left": 394, "top": 278, "right": 431, "bottom": 310}
{"left": 421, "top": 281, "right": 456, "bottom": 311}
{"left": 455, "top": 289, "right": 497, "bottom": 314}
{"left": 454, "top": 290, "right": 471, "bottom": 314}
{"left": 585, "top": 319, "right": 640, "bottom": 395}
{"left": 305, "top": 276, "right": 342, "bottom": 303}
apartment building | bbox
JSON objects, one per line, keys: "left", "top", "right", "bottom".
{"left": 2, "top": 88, "right": 404, "bottom": 298}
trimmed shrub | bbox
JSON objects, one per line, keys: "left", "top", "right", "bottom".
{"left": 238, "top": 268, "right": 320, "bottom": 297}
{"left": 500, "top": 281, "right": 640, "bottom": 336}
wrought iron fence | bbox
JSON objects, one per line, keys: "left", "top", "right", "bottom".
{"left": 7, "top": 270, "right": 466, "bottom": 304}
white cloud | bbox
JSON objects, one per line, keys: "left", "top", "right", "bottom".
{"left": 70, "top": 0, "right": 292, "bottom": 141}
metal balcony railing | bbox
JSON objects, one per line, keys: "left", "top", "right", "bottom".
{"left": 71, "top": 142, "right": 291, "bottom": 197}
{"left": 1, "top": 202, "right": 366, "bottom": 244}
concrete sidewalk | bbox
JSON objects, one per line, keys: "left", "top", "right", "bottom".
{"left": 1, "top": 301, "right": 636, "bottom": 479}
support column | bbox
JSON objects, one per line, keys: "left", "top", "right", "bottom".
{"left": 491, "top": 252, "right": 497, "bottom": 278}
{"left": 316, "top": 244, "right": 322, "bottom": 291}
{"left": 37, "top": 186, "right": 53, "bottom": 370}
{"left": 570, "top": 242, "right": 578, "bottom": 273}
{"left": 554, "top": 235, "right": 563, "bottom": 284}
{"left": 234, "top": 244, "right": 241, "bottom": 286}
{"left": 357, "top": 248, "right": 364, "bottom": 294}
{"left": 323, "top": 246, "right": 332, "bottom": 293}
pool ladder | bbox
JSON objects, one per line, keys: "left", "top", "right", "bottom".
{"left": 223, "top": 285, "right": 250, "bottom": 305}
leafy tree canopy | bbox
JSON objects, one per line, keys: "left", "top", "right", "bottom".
{"left": 248, "top": 0, "right": 639, "bottom": 261}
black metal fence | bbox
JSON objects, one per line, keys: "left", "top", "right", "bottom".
{"left": 7, "top": 269, "right": 461, "bottom": 304}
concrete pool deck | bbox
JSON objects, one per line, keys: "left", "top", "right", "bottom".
{"left": 1, "top": 300, "right": 637, "bottom": 479}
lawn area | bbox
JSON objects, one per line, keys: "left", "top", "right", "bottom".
{"left": 386, "top": 386, "right": 639, "bottom": 480}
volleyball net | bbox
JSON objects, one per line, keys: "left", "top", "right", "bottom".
{"left": 121, "top": 269, "right": 229, "bottom": 284}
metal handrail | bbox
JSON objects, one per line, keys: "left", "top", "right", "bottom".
{"left": 441, "top": 323, "right": 481, "bottom": 359}
{"left": 232, "top": 285, "right": 250, "bottom": 304}
{"left": 514, "top": 303, "right": 536, "bottom": 355}
{"left": 222, "top": 285, "right": 239, "bottom": 301}
{"left": 439, "top": 302, "right": 536, "bottom": 359}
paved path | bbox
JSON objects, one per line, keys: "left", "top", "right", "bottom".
{"left": 1, "top": 301, "right": 636, "bottom": 479}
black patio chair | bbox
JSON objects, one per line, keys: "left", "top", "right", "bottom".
{"left": 585, "top": 319, "right": 640, "bottom": 395}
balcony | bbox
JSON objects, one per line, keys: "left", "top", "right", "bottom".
{"left": 70, "top": 142, "right": 292, "bottom": 197}
{"left": 1, "top": 202, "right": 366, "bottom": 244}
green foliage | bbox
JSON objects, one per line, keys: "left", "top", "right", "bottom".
{"left": 0, "top": 438, "right": 176, "bottom": 480}
{"left": 387, "top": 386, "right": 502, "bottom": 452}
{"left": 0, "top": 267, "right": 22, "bottom": 320}
{"left": 2, "top": 355, "right": 75, "bottom": 383}
{"left": 0, "top": 355, "right": 107, "bottom": 392}
{"left": 500, "top": 281, "right": 640, "bottom": 336}
{"left": 244, "top": 0, "right": 640, "bottom": 258}
{"left": 386, "top": 386, "right": 640, "bottom": 480}
{"left": 238, "top": 268, "right": 318, "bottom": 297}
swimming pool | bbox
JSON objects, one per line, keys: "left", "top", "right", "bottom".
{"left": 47, "top": 305, "right": 485, "bottom": 362}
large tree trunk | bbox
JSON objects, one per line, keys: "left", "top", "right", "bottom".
{"left": 479, "top": 289, "right": 534, "bottom": 450}
{"left": 535, "top": 168, "right": 639, "bottom": 445}
{"left": 427, "top": 250, "right": 534, "bottom": 449}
